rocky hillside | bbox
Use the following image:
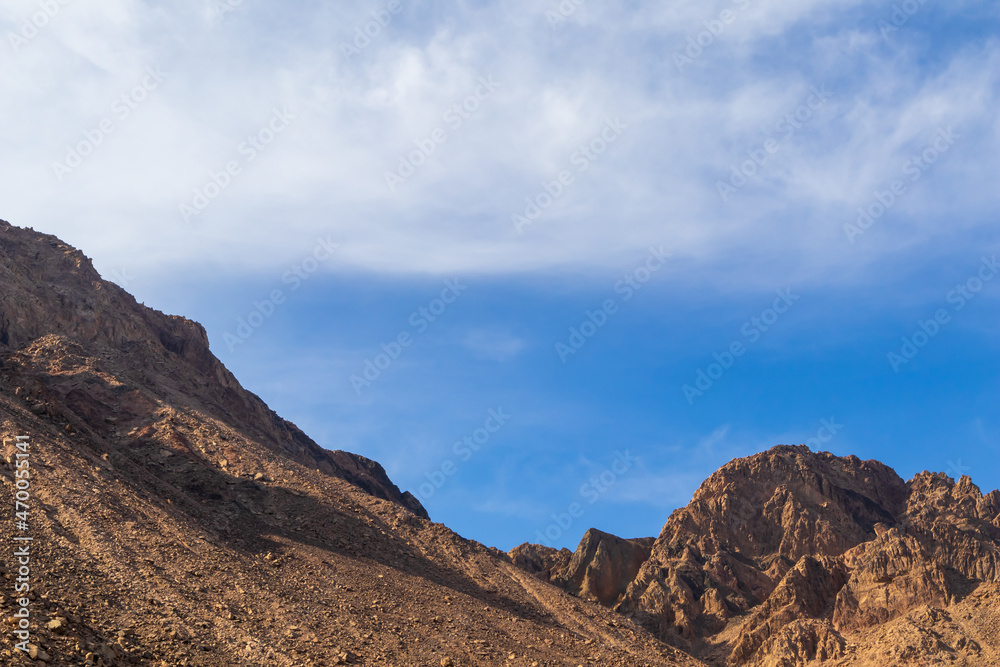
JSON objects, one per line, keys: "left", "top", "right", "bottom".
{"left": 0, "top": 222, "right": 705, "bottom": 666}
{"left": 514, "top": 446, "right": 1000, "bottom": 666}
{"left": 0, "top": 223, "right": 426, "bottom": 519}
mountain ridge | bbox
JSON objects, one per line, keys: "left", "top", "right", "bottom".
{"left": 0, "top": 221, "right": 428, "bottom": 520}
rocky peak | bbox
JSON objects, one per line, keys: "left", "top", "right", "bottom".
{"left": 672, "top": 445, "right": 907, "bottom": 561}
{"left": 552, "top": 529, "right": 655, "bottom": 606}
{"left": 904, "top": 471, "right": 995, "bottom": 523}
{"left": 561, "top": 444, "right": 1000, "bottom": 665}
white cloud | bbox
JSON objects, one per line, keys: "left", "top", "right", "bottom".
{"left": 0, "top": 0, "right": 996, "bottom": 290}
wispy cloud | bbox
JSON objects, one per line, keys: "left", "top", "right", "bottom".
{"left": 0, "top": 0, "right": 995, "bottom": 290}
{"left": 461, "top": 328, "right": 526, "bottom": 362}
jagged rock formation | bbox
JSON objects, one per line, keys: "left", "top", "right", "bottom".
{"left": 554, "top": 530, "right": 655, "bottom": 607}
{"left": 832, "top": 472, "right": 1000, "bottom": 633}
{"left": 0, "top": 222, "right": 705, "bottom": 666}
{"left": 513, "top": 445, "right": 1000, "bottom": 666}
{"left": 508, "top": 542, "right": 572, "bottom": 581}
{"left": 618, "top": 446, "right": 909, "bottom": 649}
{"left": 622, "top": 445, "right": 1000, "bottom": 665}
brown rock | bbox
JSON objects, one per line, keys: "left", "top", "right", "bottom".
{"left": 511, "top": 529, "right": 654, "bottom": 607}
{"left": 508, "top": 542, "right": 572, "bottom": 581}
{"left": 0, "top": 223, "right": 428, "bottom": 520}
{"left": 729, "top": 555, "right": 847, "bottom": 664}
{"left": 28, "top": 644, "right": 51, "bottom": 661}
{"left": 46, "top": 617, "right": 67, "bottom": 633}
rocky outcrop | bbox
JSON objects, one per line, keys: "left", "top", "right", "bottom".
{"left": 553, "top": 529, "right": 654, "bottom": 606}
{"left": 616, "top": 445, "right": 907, "bottom": 647}
{"left": 832, "top": 472, "right": 1000, "bottom": 634}
{"left": 729, "top": 556, "right": 848, "bottom": 664}
{"left": 509, "top": 542, "right": 573, "bottom": 580}
{"left": 510, "top": 529, "right": 654, "bottom": 607}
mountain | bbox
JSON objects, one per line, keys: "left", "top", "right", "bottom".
{"left": 0, "top": 222, "right": 703, "bottom": 666}
{"left": 513, "top": 445, "right": 1000, "bottom": 665}
{"left": 3, "top": 221, "right": 999, "bottom": 666}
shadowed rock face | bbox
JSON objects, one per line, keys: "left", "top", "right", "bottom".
{"left": 508, "top": 542, "right": 573, "bottom": 580}
{"left": 511, "top": 529, "right": 655, "bottom": 607}
{"left": 553, "top": 529, "right": 655, "bottom": 606}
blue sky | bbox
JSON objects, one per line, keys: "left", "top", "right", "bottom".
{"left": 1, "top": 0, "right": 998, "bottom": 551}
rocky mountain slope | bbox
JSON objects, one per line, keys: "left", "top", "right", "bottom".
{"left": 513, "top": 446, "right": 1000, "bottom": 666}
{"left": 0, "top": 222, "right": 704, "bottom": 666}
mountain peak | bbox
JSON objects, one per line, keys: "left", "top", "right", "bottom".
{"left": 513, "top": 444, "right": 1000, "bottom": 665}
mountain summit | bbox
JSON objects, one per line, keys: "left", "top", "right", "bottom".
{"left": 513, "top": 444, "right": 1000, "bottom": 665}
